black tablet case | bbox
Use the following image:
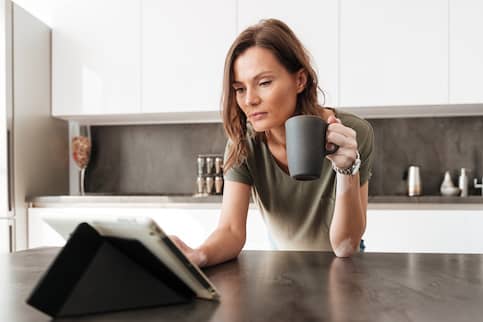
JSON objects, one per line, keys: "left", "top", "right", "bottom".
{"left": 26, "top": 222, "right": 195, "bottom": 317}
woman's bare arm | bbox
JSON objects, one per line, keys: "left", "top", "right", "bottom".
{"left": 171, "top": 180, "right": 251, "bottom": 267}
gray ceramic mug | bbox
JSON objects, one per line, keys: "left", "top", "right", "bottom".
{"left": 285, "top": 115, "right": 339, "bottom": 180}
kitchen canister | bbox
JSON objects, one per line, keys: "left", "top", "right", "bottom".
{"left": 408, "top": 166, "right": 422, "bottom": 196}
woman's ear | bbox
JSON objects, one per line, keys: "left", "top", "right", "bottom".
{"left": 296, "top": 68, "right": 308, "bottom": 94}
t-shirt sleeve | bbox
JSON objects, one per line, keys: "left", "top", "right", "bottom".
{"left": 356, "top": 120, "right": 375, "bottom": 186}
{"left": 223, "top": 140, "right": 253, "bottom": 186}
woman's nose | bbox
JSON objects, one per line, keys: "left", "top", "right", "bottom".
{"left": 245, "top": 89, "right": 261, "bottom": 106}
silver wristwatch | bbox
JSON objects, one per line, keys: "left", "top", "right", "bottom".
{"left": 332, "top": 151, "right": 361, "bottom": 176}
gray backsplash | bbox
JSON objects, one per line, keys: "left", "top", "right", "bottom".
{"left": 85, "top": 115, "right": 483, "bottom": 196}
{"left": 86, "top": 124, "right": 226, "bottom": 195}
{"left": 370, "top": 116, "right": 483, "bottom": 196}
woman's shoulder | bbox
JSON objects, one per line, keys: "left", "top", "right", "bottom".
{"left": 224, "top": 127, "right": 264, "bottom": 160}
{"left": 333, "top": 108, "right": 373, "bottom": 137}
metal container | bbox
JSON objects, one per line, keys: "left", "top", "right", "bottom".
{"left": 196, "top": 176, "right": 205, "bottom": 195}
{"left": 197, "top": 157, "right": 206, "bottom": 176}
{"left": 408, "top": 166, "right": 422, "bottom": 196}
{"left": 215, "top": 157, "right": 223, "bottom": 175}
{"left": 206, "top": 157, "right": 214, "bottom": 175}
{"left": 205, "top": 176, "right": 214, "bottom": 194}
{"left": 215, "top": 176, "right": 224, "bottom": 194}
{"left": 458, "top": 168, "right": 469, "bottom": 197}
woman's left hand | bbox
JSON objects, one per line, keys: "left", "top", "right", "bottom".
{"left": 325, "top": 115, "right": 358, "bottom": 170}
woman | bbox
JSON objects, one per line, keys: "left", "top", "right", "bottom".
{"left": 172, "top": 19, "right": 374, "bottom": 266}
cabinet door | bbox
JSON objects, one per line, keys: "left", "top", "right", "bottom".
{"left": 449, "top": 0, "right": 483, "bottom": 103}
{"left": 238, "top": 0, "right": 339, "bottom": 107}
{"left": 52, "top": 0, "right": 141, "bottom": 116}
{"left": 0, "top": 220, "right": 11, "bottom": 254}
{"left": 131, "top": 208, "right": 270, "bottom": 250}
{"left": 364, "top": 210, "right": 483, "bottom": 253}
{"left": 141, "top": 0, "right": 237, "bottom": 113}
{"left": 28, "top": 208, "right": 66, "bottom": 248}
{"left": 28, "top": 206, "right": 271, "bottom": 250}
{"left": 340, "top": 0, "right": 448, "bottom": 107}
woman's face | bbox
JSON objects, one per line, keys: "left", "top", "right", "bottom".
{"left": 232, "top": 46, "right": 306, "bottom": 132}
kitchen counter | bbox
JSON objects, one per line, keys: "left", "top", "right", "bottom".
{"left": 28, "top": 195, "right": 483, "bottom": 210}
{"left": 2, "top": 248, "right": 483, "bottom": 322}
{"left": 368, "top": 195, "right": 483, "bottom": 203}
{"left": 27, "top": 195, "right": 231, "bottom": 209}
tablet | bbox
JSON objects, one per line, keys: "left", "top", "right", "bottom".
{"left": 40, "top": 213, "right": 220, "bottom": 301}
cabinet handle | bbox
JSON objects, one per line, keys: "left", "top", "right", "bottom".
{"left": 9, "top": 223, "right": 14, "bottom": 253}
{"left": 7, "top": 130, "right": 12, "bottom": 212}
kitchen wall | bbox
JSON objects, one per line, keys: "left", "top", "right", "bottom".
{"left": 85, "top": 115, "right": 483, "bottom": 196}
{"left": 86, "top": 124, "right": 226, "bottom": 195}
{"left": 370, "top": 116, "right": 483, "bottom": 196}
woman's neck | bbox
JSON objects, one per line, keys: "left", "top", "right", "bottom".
{"left": 266, "top": 126, "right": 286, "bottom": 148}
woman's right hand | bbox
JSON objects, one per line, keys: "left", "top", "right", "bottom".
{"left": 169, "top": 235, "right": 208, "bottom": 267}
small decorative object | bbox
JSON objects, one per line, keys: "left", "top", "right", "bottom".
{"left": 440, "top": 171, "right": 460, "bottom": 196}
{"left": 72, "top": 125, "right": 91, "bottom": 195}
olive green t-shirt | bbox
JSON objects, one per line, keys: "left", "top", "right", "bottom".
{"left": 223, "top": 110, "right": 375, "bottom": 251}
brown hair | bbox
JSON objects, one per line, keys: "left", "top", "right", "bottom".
{"left": 221, "top": 18, "right": 326, "bottom": 172}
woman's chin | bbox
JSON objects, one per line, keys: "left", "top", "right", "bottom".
{"left": 250, "top": 122, "right": 269, "bottom": 132}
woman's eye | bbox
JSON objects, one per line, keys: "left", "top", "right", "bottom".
{"left": 260, "top": 80, "right": 272, "bottom": 87}
{"left": 234, "top": 88, "right": 245, "bottom": 94}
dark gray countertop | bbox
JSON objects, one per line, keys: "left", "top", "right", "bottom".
{"left": 2, "top": 248, "right": 483, "bottom": 322}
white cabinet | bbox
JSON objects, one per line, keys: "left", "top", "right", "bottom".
{"left": 45, "top": 0, "right": 483, "bottom": 122}
{"left": 0, "top": 219, "right": 11, "bottom": 254}
{"left": 363, "top": 209, "right": 483, "bottom": 254}
{"left": 449, "top": 0, "right": 483, "bottom": 104}
{"left": 141, "top": 0, "right": 237, "bottom": 113}
{"left": 339, "top": 0, "right": 448, "bottom": 107}
{"left": 237, "top": 0, "right": 339, "bottom": 107}
{"left": 28, "top": 206, "right": 271, "bottom": 250}
{"left": 52, "top": 0, "right": 141, "bottom": 116}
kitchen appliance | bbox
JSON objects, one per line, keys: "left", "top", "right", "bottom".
{"left": 1, "top": 0, "right": 68, "bottom": 252}
{"left": 407, "top": 165, "right": 422, "bottom": 196}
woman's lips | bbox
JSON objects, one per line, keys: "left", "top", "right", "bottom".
{"left": 249, "top": 112, "right": 267, "bottom": 121}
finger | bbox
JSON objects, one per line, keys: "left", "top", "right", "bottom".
{"left": 169, "top": 235, "right": 191, "bottom": 252}
{"left": 187, "top": 252, "right": 200, "bottom": 265}
{"left": 327, "top": 115, "right": 339, "bottom": 124}
{"left": 326, "top": 147, "right": 354, "bottom": 161}
{"left": 326, "top": 142, "right": 337, "bottom": 151}
{"left": 188, "top": 250, "right": 208, "bottom": 267}
{"left": 328, "top": 123, "right": 356, "bottom": 139}
{"left": 325, "top": 149, "right": 357, "bottom": 168}
{"left": 327, "top": 148, "right": 354, "bottom": 162}
{"left": 326, "top": 131, "right": 357, "bottom": 149}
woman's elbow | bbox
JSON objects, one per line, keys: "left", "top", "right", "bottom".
{"left": 331, "top": 238, "right": 359, "bottom": 258}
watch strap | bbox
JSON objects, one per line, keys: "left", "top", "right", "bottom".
{"left": 332, "top": 151, "right": 361, "bottom": 176}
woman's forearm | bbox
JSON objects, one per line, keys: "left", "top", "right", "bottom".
{"left": 330, "top": 173, "right": 365, "bottom": 257}
{"left": 197, "top": 226, "right": 246, "bottom": 267}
